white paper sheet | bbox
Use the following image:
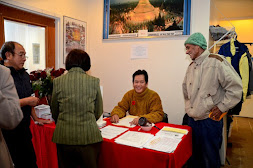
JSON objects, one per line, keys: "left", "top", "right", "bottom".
{"left": 154, "top": 126, "right": 188, "bottom": 139}
{"left": 155, "top": 130, "right": 184, "bottom": 139}
{"left": 131, "top": 44, "right": 148, "bottom": 59}
{"left": 100, "top": 125, "right": 128, "bottom": 140}
{"left": 112, "top": 115, "right": 138, "bottom": 128}
{"left": 143, "top": 136, "right": 182, "bottom": 153}
{"left": 115, "top": 131, "right": 154, "bottom": 148}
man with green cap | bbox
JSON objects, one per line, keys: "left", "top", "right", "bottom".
{"left": 182, "top": 32, "right": 242, "bottom": 168}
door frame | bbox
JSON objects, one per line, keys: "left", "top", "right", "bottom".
{"left": 0, "top": 1, "right": 63, "bottom": 68}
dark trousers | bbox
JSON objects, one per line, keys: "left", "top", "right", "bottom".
{"left": 4, "top": 136, "right": 37, "bottom": 168}
{"left": 57, "top": 142, "right": 101, "bottom": 168}
{"left": 188, "top": 117, "right": 223, "bottom": 168}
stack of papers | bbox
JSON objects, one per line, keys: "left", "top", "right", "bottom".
{"left": 161, "top": 126, "right": 188, "bottom": 134}
{"left": 142, "top": 126, "right": 188, "bottom": 153}
{"left": 100, "top": 125, "right": 128, "bottom": 139}
{"left": 155, "top": 126, "right": 188, "bottom": 139}
{"left": 115, "top": 131, "right": 154, "bottom": 148}
{"left": 143, "top": 136, "right": 182, "bottom": 153}
{"left": 112, "top": 115, "right": 138, "bottom": 128}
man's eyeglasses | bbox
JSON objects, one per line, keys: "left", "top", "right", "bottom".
{"left": 14, "top": 52, "right": 28, "bottom": 59}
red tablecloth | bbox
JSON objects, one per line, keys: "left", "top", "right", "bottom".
{"left": 98, "top": 119, "right": 192, "bottom": 168}
{"left": 30, "top": 119, "right": 192, "bottom": 168}
{"left": 30, "top": 120, "right": 58, "bottom": 168}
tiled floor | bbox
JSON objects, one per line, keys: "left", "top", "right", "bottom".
{"left": 223, "top": 117, "right": 253, "bottom": 168}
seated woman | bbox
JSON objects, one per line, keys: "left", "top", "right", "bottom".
{"left": 51, "top": 49, "right": 103, "bottom": 168}
{"left": 110, "top": 70, "right": 164, "bottom": 125}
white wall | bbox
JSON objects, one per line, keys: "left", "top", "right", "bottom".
{"left": 1, "top": 0, "right": 211, "bottom": 124}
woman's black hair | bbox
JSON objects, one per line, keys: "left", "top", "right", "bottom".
{"left": 65, "top": 49, "right": 91, "bottom": 71}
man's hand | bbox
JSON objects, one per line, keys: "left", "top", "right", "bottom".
{"left": 21, "top": 97, "right": 39, "bottom": 107}
{"left": 210, "top": 106, "right": 222, "bottom": 121}
{"left": 129, "top": 117, "right": 140, "bottom": 126}
{"left": 35, "top": 119, "right": 53, "bottom": 126}
{"left": 110, "top": 114, "right": 119, "bottom": 123}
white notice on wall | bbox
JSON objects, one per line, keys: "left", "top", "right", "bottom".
{"left": 131, "top": 44, "right": 148, "bottom": 59}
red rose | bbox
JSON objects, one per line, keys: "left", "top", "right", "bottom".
{"left": 132, "top": 101, "right": 136, "bottom": 105}
{"left": 40, "top": 71, "right": 47, "bottom": 79}
{"left": 59, "top": 68, "right": 65, "bottom": 75}
{"left": 33, "top": 72, "right": 41, "bottom": 80}
{"left": 54, "top": 70, "right": 62, "bottom": 77}
{"left": 29, "top": 74, "right": 35, "bottom": 81}
{"left": 30, "top": 71, "right": 36, "bottom": 75}
{"left": 51, "top": 69, "right": 56, "bottom": 76}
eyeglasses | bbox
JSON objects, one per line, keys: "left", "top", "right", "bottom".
{"left": 14, "top": 52, "right": 28, "bottom": 59}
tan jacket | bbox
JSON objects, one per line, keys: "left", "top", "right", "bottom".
{"left": 182, "top": 50, "right": 243, "bottom": 120}
{"left": 0, "top": 65, "right": 23, "bottom": 168}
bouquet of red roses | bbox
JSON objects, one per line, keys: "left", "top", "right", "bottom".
{"left": 30, "top": 68, "right": 65, "bottom": 98}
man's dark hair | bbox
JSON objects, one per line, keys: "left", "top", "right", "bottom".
{"left": 0, "top": 41, "right": 17, "bottom": 64}
{"left": 65, "top": 49, "right": 91, "bottom": 71}
{"left": 132, "top": 70, "right": 148, "bottom": 83}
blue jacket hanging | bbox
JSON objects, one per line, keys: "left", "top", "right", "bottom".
{"left": 218, "top": 39, "right": 251, "bottom": 101}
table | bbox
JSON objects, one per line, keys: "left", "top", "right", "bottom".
{"left": 98, "top": 119, "right": 192, "bottom": 168}
{"left": 30, "top": 120, "right": 58, "bottom": 168}
{"left": 30, "top": 119, "right": 192, "bottom": 168}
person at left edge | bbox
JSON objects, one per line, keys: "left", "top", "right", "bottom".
{"left": 0, "top": 64, "right": 23, "bottom": 168}
{"left": 0, "top": 41, "right": 42, "bottom": 168}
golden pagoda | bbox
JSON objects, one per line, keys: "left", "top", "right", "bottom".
{"left": 127, "top": 0, "right": 159, "bottom": 24}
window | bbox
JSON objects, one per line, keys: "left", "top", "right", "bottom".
{"left": 0, "top": 3, "right": 55, "bottom": 70}
{"left": 4, "top": 20, "right": 45, "bottom": 71}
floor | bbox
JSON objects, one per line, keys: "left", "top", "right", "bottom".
{"left": 223, "top": 117, "right": 253, "bottom": 168}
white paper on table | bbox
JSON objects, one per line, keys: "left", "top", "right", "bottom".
{"left": 100, "top": 125, "right": 128, "bottom": 140}
{"left": 115, "top": 131, "right": 154, "bottom": 148}
{"left": 155, "top": 130, "right": 184, "bottom": 139}
{"left": 155, "top": 126, "right": 188, "bottom": 139}
{"left": 97, "top": 114, "right": 106, "bottom": 128}
{"left": 143, "top": 135, "right": 182, "bottom": 153}
{"left": 112, "top": 115, "right": 138, "bottom": 128}
{"left": 160, "top": 126, "right": 189, "bottom": 134}
{"left": 97, "top": 114, "right": 103, "bottom": 123}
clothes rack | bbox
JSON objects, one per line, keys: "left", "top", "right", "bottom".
{"left": 209, "top": 27, "right": 235, "bottom": 51}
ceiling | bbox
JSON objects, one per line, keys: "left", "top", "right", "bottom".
{"left": 213, "top": 0, "right": 253, "bottom": 20}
